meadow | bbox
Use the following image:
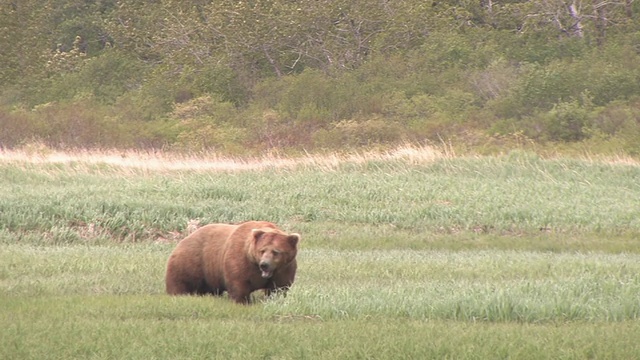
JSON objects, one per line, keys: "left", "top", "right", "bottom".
{"left": 1, "top": 146, "right": 640, "bottom": 359}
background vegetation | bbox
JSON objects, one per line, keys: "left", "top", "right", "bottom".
{"left": 1, "top": 151, "right": 640, "bottom": 358}
{"left": 1, "top": 0, "right": 640, "bottom": 155}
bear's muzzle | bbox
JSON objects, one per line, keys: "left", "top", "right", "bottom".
{"left": 259, "top": 261, "right": 274, "bottom": 278}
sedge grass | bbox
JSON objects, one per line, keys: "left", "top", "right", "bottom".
{"left": 4, "top": 296, "right": 640, "bottom": 359}
{"left": 4, "top": 294, "right": 640, "bottom": 359}
{"left": 2, "top": 245, "right": 639, "bottom": 322}
{"left": 1, "top": 147, "right": 639, "bottom": 251}
{"left": 266, "top": 249, "right": 640, "bottom": 322}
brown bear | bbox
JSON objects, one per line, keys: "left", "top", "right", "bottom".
{"left": 165, "top": 221, "right": 300, "bottom": 304}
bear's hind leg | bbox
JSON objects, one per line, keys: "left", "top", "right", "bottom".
{"left": 166, "top": 273, "right": 204, "bottom": 295}
{"left": 166, "top": 279, "right": 193, "bottom": 295}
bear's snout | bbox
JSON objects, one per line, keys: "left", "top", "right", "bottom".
{"left": 259, "top": 261, "right": 274, "bottom": 278}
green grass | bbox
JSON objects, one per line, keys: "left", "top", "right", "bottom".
{"left": 2, "top": 149, "right": 640, "bottom": 359}
{"left": 3, "top": 245, "right": 639, "bottom": 322}
{"left": 2, "top": 245, "right": 640, "bottom": 358}
{"left": 1, "top": 150, "right": 639, "bottom": 251}
{"left": 5, "top": 295, "right": 640, "bottom": 359}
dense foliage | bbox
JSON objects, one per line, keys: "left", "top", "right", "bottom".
{"left": 1, "top": 0, "right": 640, "bottom": 154}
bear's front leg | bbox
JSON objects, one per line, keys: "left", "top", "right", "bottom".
{"left": 227, "top": 284, "right": 252, "bottom": 304}
{"left": 264, "top": 284, "right": 290, "bottom": 298}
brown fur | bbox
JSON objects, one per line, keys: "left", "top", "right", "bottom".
{"left": 165, "top": 221, "right": 300, "bottom": 304}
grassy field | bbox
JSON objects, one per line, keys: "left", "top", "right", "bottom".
{"left": 1, "top": 146, "right": 640, "bottom": 359}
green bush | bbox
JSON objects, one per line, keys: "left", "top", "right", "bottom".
{"left": 313, "top": 116, "right": 404, "bottom": 148}
{"left": 591, "top": 100, "right": 640, "bottom": 135}
{"left": 187, "top": 63, "right": 250, "bottom": 106}
{"left": 0, "top": 108, "right": 39, "bottom": 148}
{"left": 241, "top": 108, "right": 324, "bottom": 151}
{"left": 170, "top": 96, "right": 246, "bottom": 152}
{"left": 73, "top": 49, "right": 145, "bottom": 104}
{"left": 27, "top": 99, "right": 142, "bottom": 148}
{"left": 542, "top": 100, "right": 593, "bottom": 142}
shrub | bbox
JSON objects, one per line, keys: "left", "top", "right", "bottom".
{"left": 242, "top": 108, "right": 325, "bottom": 151}
{"left": 0, "top": 108, "right": 39, "bottom": 148}
{"left": 592, "top": 100, "right": 639, "bottom": 135}
{"left": 542, "top": 99, "right": 593, "bottom": 142}
{"left": 170, "top": 96, "right": 246, "bottom": 152}
{"left": 313, "top": 116, "right": 404, "bottom": 148}
{"left": 468, "top": 58, "right": 519, "bottom": 102}
{"left": 275, "top": 69, "right": 338, "bottom": 120}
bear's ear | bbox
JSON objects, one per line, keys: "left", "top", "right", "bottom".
{"left": 287, "top": 233, "right": 300, "bottom": 247}
{"left": 252, "top": 229, "right": 266, "bottom": 243}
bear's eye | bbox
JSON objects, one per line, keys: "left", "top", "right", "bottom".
{"left": 272, "top": 250, "right": 281, "bottom": 256}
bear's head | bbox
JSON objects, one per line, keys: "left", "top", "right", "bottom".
{"left": 251, "top": 228, "right": 300, "bottom": 279}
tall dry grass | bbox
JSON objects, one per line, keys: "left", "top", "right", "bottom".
{"left": 2, "top": 142, "right": 637, "bottom": 173}
{"left": 0, "top": 143, "right": 448, "bottom": 172}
